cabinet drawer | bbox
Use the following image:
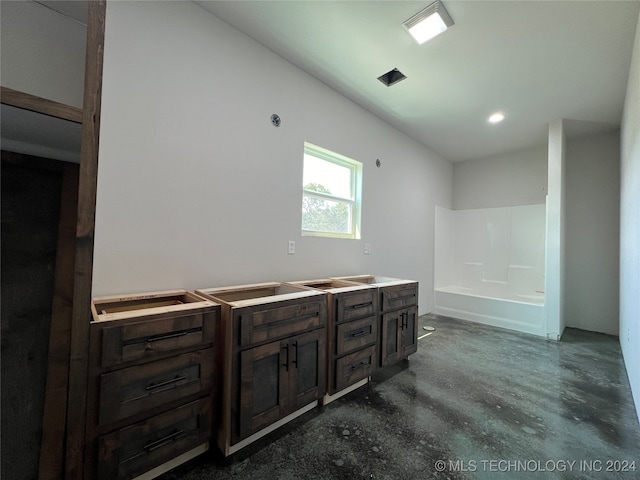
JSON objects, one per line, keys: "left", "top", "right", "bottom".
{"left": 98, "top": 349, "right": 213, "bottom": 426}
{"left": 97, "top": 397, "right": 211, "bottom": 480}
{"left": 335, "top": 316, "right": 377, "bottom": 356}
{"left": 381, "top": 284, "right": 418, "bottom": 312}
{"left": 237, "top": 299, "right": 325, "bottom": 348}
{"left": 100, "top": 312, "right": 215, "bottom": 368}
{"left": 335, "top": 290, "right": 376, "bottom": 323}
{"left": 334, "top": 345, "right": 376, "bottom": 391}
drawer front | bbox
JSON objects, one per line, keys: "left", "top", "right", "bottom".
{"left": 237, "top": 299, "right": 325, "bottom": 348}
{"left": 334, "top": 345, "right": 376, "bottom": 392}
{"left": 335, "top": 316, "right": 377, "bottom": 356}
{"left": 98, "top": 349, "right": 213, "bottom": 426}
{"left": 335, "top": 290, "right": 376, "bottom": 323}
{"left": 100, "top": 311, "right": 216, "bottom": 368}
{"left": 97, "top": 397, "right": 211, "bottom": 480}
{"left": 381, "top": 284, "right": 418, "bottom": 312}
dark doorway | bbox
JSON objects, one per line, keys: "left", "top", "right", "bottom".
{"left": 1, "top": 151, "right": 79, "bottom": 479}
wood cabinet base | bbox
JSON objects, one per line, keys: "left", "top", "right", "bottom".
{"left": 322, "top": 377, "right": 369, "bottom": 406}
{"left": 220, "top": 401, "right": 318, "bottom": 457}
{"left": 131, "top": 443, "right": 208, "bottom": 480}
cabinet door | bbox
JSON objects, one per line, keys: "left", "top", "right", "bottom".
{"left": 380, "top": 306, "right": 418, "bottom": 367}
{"left": 97, "top": 398, "right": 211, "bottom": 480}
{"left": 98, "top": 349, "right": 213, "bottom": 426}
{"left": 238, "top": 340, "right": 289, "bottom": 440}
{"left": 400, "top": 306, "right": 418, "bottom": 358}
{"left": 333, "top": 345, "right": 376, "bottom": 393}
{"left": 380, "top": 283, "right": 417, "bottom": 313}
{"left": 380, "top": 310, "right": 401, "bottom": 367}
{"left": 335, "top": 316, "right": 377, "bottom": 356}
{"left": 289, "top": 329, "right": 326, "bottom": 411}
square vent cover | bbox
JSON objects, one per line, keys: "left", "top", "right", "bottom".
{"left": 377, "top": 68, "right": 407, "bottom": 87}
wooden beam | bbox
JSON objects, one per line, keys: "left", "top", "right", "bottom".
{"left": 1, "top": 86, "right": 83, "bottom": 123}
{"left": 64, "top": 1, "right": 106, "bottom": 478}
{"left": 38, "top": 162, "right": 79, "bottom": 480}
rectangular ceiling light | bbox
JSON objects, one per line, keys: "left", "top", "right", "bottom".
{"left": 403, "top": 0, "right": 454, "bottom": 45}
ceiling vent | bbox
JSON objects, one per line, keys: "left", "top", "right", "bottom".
{"left": 377, "top": 68, "right": 407, "bottom": 87}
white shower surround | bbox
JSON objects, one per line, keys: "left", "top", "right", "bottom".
{"left": 434, "top": 204, "right": 547, "bottom": 337}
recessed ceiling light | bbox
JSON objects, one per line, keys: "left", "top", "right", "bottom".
{"left": 403, "top": 1, "right": 454, "bottom": 45}
{"left": 488, "top": 112, "right": 505, "bottom": 124}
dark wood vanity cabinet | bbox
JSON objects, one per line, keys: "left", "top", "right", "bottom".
{"left": 332, "top": 276, "right": 419, "bottom": 367}
{"left": 379, "top": 283, "right": 418, "bottom": 366}
{"left": 196, "top": 283, "right": 327, "bottom": 456}
{"left": 287, "top": 279, "right": 378, "bottom": 397}
{"left": 87, "top": 290, "right": 219, "bottom": 480}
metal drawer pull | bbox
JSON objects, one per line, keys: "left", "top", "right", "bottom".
{"left": 144, "top": 429, "right": 185, "bottom": 452}
{"left": 283, "top": 344, "right": 289, "bottom": 371}
{"left": 351, "top": 361, "right": 369, "bottom": 370}
{"left": 145, "top": 375, "right": 186, "bottom": 393}
{"left": 146, "top": 331, "right": 189, "bottom": 343}
{"left": 347, "top": 302, "right": 371, "bottom": 310}
{"left": 351, "top": 330, "right": 368, "bottom": 338}
{"left": 291, "top": 341, "right": 298, "bottom": 366}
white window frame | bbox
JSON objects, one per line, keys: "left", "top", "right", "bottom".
{"left": 302, "top": 142, "right": 362, "bottom": 239}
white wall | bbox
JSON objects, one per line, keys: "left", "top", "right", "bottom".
{"left": 545, "top": 119, "right": 566, "bottom": 340}
{"left": 565, "top": 131, "right": 620, "bottom": 336}
{"left": 620, "top": 10, "right": 640, "bottom": 423}
{"left": 93, "top": 0, "right": 453, "bottom": 315}
{"left": 0, "top": 0, "right": 86, "bottom": 107}
{"left": 453, "top": 144, "right": 547, "bottom": 210}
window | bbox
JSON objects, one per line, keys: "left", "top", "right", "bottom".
{"left": 302, "top": 142, "right": 362, "bottom": 239}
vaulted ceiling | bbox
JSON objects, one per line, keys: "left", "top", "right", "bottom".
{"left": 197, "top": 0, "right": 640, "bottom": 162}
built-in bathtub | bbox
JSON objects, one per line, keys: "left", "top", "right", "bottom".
{"left": 434, "top": 285, "right": 546, "bottom": 337}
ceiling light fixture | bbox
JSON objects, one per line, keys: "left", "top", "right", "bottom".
{"left": 488, "top": 112, "right": 505, "bottom": 124}
{"left": 403, "top": 1, "right": 454, "bottom": 45}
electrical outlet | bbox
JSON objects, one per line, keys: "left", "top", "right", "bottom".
{"left": 288, "top": 240, "right": 295, "bottom": 255}
{"left": 364, "top": 243, "right": 371, "bottom": 255}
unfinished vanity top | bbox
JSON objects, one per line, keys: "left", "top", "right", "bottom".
{"left": 330, "top": 275, "right": 415, "bottom": 286}
{"left": 195, "top": 282, "right": 324, "bottom": 307}
{"left": 286, "top": 278, "right": 374, "bottom": 294}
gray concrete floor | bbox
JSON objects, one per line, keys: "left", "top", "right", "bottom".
{"left": 161, "top": 314, "right": 640, "bottom": 479}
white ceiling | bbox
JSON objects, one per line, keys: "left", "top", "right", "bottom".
{"left": 196, "top": 0, "right": 640, "bottom": 162}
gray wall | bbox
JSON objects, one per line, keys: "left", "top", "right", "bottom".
{"left": 565, "top": 131, "right": 620, "bottom": 336}
{"left": 0, "top": 1, "right": 85, "bottom": 107}
{"left": 93, "top": 1, "right": 453, "bottom": 314}
{"left": 620, "top": 9, "right": 640, "bottom": 423}
{"left": 453, "top": 144, "right": 547, "bottom": 210}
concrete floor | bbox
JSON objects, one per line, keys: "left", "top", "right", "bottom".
{"left": 160, "top": 314, "right": 640, "bottom": 480}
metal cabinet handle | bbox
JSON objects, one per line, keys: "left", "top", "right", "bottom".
{"left": 291, "top": 341, "right": 298, "bottom": 366}
{"left": 144, "top": 429, "right": 185, "bottom": 452}
{"left": 351, "top": 361, "right": 368, "bottom": 370}
{"left": 282, "top": 344, "right": 289, "bottom": 371}
{"left": 348, "top": 302, "right": 371, "bottom": 310}
{"left": 145, "top": 375, "right": 186, "bottom": 393}
{"left": 146, "top": 331, "right": 189, "bottom": 343}
{"left": 351, "top": 329, "right": 367, "bottom": 338}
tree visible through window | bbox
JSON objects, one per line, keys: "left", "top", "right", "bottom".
{"left": 302, "top": 143, "right": 362, "bottom": 239}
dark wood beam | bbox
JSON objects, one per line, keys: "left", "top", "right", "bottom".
{"left": 38, "top": 161, "right": 79, "bottom": 480}
{"left": 64, "top": 1, "right": 106, "bottom": 478}
{"left": 1, "top": 86, "right": 83, "bottom": 123}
